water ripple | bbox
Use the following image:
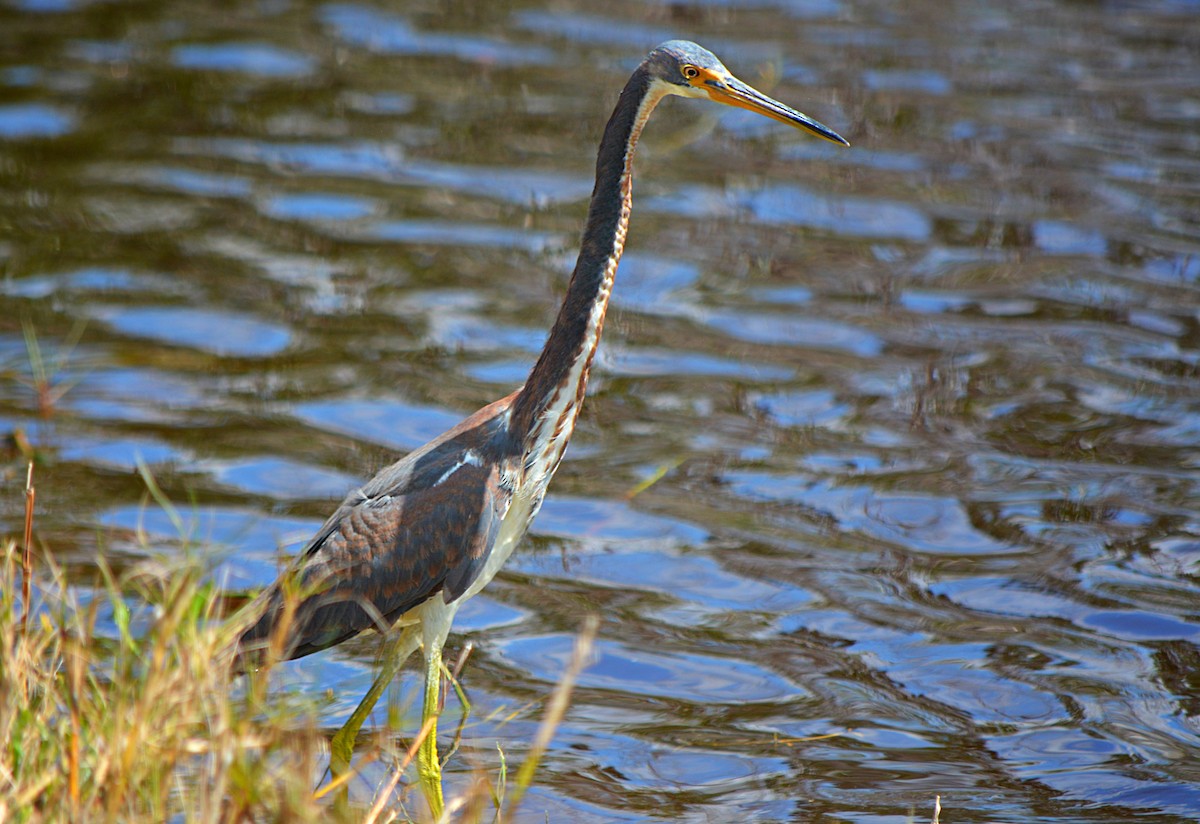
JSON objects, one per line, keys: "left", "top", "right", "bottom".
{"left": 91, "top": 306, "right": 293, "bottom": 357}
{"left": 0, "top": 102, "right": 75, "bottom": 138}
{"left": 171, "top": 43, "right": 316, "bottom": 77}
{"left": 322, "top": 4, "right": 553, "bottom": 65}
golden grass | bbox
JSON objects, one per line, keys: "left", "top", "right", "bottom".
{"left": 1, "top": 523, "right": 339, "bottom": 820}
{"left": 1, "top": 462, "right": 591, "bottom": 823}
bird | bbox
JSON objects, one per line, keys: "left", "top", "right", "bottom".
{"left": 233, "top": 39, "right": 847, "bottom": 813}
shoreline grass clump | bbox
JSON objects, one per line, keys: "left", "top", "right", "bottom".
{"left": 0, "top": 531, "right": 346, "bottom": 822}
{"left": 1, "top": 464, "right": 593, "bottom": 823}
{"left": 0, "top": 459, "right": 400, "bottom": 821}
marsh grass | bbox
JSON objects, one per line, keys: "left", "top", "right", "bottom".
{"left": 1, "top": 522, "right": 343, "bottom": 821}
{"left": 1, "top": 461, "right": 591, "bottom": 823}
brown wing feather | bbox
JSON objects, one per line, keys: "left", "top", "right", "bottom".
{"left": 234, "top": 396, "right": 520, "bottom": 667}
{"left": 237, "top": 460, "right": 512, "bottom": 663}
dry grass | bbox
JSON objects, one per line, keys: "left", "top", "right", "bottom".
{"left": 1, "top": 515, "right": 339, "bottom": 820}
{"left": 0, "top": 463, "right": 592, "bottom": 823}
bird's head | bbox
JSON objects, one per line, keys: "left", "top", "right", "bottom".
{"left": 645, "top": 40, "right": 849, "bottom": 147}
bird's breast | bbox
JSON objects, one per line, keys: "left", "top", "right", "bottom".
{"left": 457, "top": 486, "right": 542, "bottom": 604}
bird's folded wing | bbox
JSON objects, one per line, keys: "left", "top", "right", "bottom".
{"left": 237, "top": 458, "right": 512, "bottom": 662}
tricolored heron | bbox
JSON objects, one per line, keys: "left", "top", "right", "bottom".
{"left": 234, "top": 39, "right": 847, "bottom": 813}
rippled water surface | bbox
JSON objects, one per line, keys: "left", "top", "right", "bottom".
{"left": 3, "top": 0, "right": 1200, "bottom": 821}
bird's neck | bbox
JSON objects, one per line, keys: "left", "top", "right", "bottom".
{"left": 510, "top": 67, "right": 668, "bottom": 483}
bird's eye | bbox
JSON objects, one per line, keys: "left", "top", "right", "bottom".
{"left": 681, "top": 65, "right": 699, "bottom": 80}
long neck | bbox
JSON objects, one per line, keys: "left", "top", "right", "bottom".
{"left": 510, "top": 67, "right": 666, "bottom": 460}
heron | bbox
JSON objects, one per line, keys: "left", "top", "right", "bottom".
{"left": 233, "top": 39, "right": 847, "bottom": 813}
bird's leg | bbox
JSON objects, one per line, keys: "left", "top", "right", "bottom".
{"left": 417, "top": 640, "right": 445, "bottom": 817}
{"left": 330, "top": 624, "right": 419, "bottom": 777}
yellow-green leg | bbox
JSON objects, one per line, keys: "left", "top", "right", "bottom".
{"left": 330, "top": 625, "right": 419, "bottom": 776}
{"left": 417, "top": 641, "right": 445, "bottom": 818}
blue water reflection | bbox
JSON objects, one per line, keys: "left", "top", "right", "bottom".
{"left": 0, "top": 102, "right": 74, "bottom": 138}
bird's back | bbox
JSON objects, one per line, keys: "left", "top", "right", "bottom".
{"left": 234, "top": 394, "right": 522, "bottom": 667}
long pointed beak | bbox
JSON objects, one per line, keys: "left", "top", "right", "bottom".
{"left": 703, "top": 74, "right": 849, "bottom": 146}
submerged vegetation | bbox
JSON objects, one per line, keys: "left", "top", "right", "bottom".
{"left": 0, "top": 464, "right": 592, "bottom": 822}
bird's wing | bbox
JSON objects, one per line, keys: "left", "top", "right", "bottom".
{"left": 237, "top": 455, "right": 514, "bottom": 663}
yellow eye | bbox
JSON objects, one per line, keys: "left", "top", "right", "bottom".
{"left": 681, "top": 65, "right": 699, "bottom": 80}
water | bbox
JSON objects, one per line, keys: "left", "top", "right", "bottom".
{"left": 3, "top": 0, "right": 1200, "bottom": 821}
